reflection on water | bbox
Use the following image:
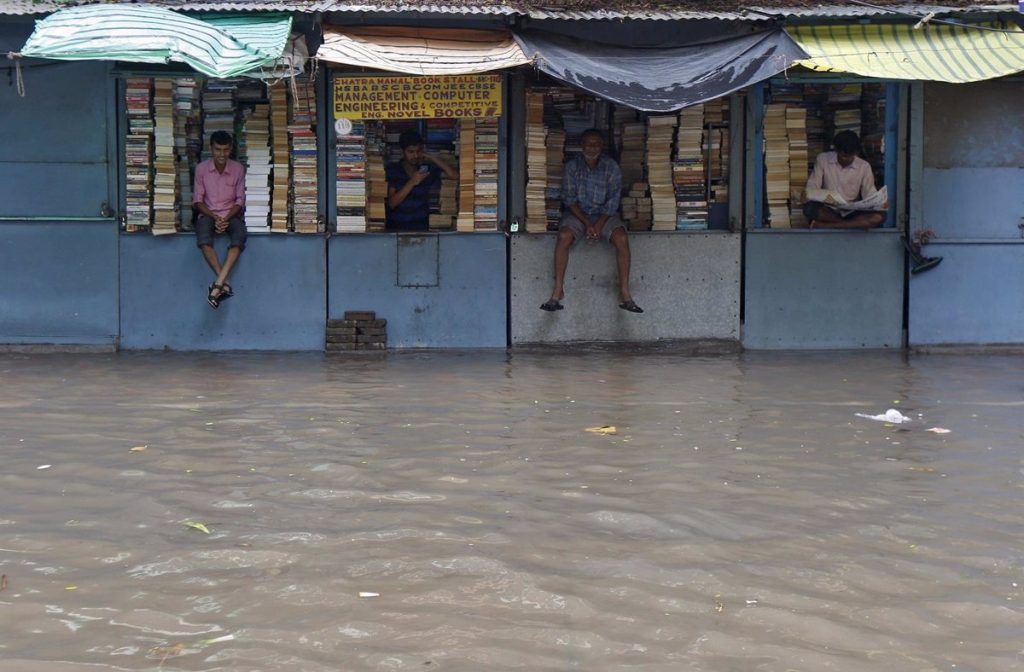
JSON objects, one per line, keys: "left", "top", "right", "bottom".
{"left": 1, "top": 351, "right": 1022, "bottom": 671}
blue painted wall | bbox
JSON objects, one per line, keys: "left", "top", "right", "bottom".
{"left": 744, "top": 231, "right": 904, "bottom": 349}
{"left": 909, "top": 242, "right": 1024, "bottom": 345}
{"left": 119, "top": 235, "right": 327, "bottom": 350}
{"left": 329, "top": 233, "right": 507, "bottom": 348}
{"left": 1, "top": 24, "right": 119, "bottom": 346}
{"left": 0, "top": 44, "right": 113, "bottom": 218}
{"left": 909, "top": 81, "right": 1024, "bottom": 345}
{"left": 0, "top": 223, "right": 119, "bottom": 344}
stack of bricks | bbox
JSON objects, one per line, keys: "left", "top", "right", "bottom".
{"left": 326, "top": 311, "right": 387, "bottom": 351}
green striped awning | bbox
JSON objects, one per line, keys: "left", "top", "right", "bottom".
{"left": 20, "top": 5, "right": 293, "bottom": 79}
{"left": 788, "top": 23, "right": 1024, "bottom": 83}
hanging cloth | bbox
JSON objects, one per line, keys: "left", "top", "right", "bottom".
{"left": 513, "top": 27, "right": 807, "bottom": 112}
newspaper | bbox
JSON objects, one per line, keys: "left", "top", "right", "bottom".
{"left": 805, "top": 186, "right": 888, "bottom": 214}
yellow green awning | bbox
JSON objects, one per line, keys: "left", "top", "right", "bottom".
{"left": 788, "top": 23, "right": 1024, "bottom": 83}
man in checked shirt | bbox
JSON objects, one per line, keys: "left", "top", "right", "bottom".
{"left": 541, "top": 129, "right": 643, "bottom": 314}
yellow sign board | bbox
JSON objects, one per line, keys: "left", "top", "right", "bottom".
{"left": 333, "top": 74, "right": 502, "bottom": 120}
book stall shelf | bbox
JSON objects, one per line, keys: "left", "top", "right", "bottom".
{"left": 761, "top": 80, "right": 888, "bottom": 229}
{"left": 330, "top": 72, "right": 504, "bottom": 234}
{"left": 118, "top": 73, "right": 321, "bottom": 236}
{"left": 523, "top": 85, "right": 733, "bottom": 234}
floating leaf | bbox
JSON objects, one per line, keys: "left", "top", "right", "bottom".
{"left": 584, "top": 425, "right": 617, "bottom": 435}
{"left": 130, "top": 445, "right": 147, "bottom": 453}
{"left": 184, "top": 521, "right": 211, "bottom": 535}
{"left": 65, "top": 585, "right": 77, "bottom": 591}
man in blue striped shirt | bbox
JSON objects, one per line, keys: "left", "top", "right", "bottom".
{"left": 541, "top": 128, "right": 642, "bottom": 313}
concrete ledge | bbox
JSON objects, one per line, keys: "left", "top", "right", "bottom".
{"left": 910, "top": 345, "right": 1024, "bottom": 355}
{"left": 0, "top": 343, "right": 117, "bottom": 353}
{"left": 120, "top": 234, "right": 327, "bottom": 351}
{"left": 744, "top": 231, "right": 904, "bottom": 349}
{"left": 511, "top": 232, "right": 740, "bottom": 344}
{"left": 513, "top": 338, "right": 742, "bottom": 355}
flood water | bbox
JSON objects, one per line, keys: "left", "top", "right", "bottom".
{"left": 1, "top": 350, "right": 1022, "bottom": 671}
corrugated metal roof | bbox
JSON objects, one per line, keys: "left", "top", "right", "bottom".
{"left": 1, "top": 0, "right": 1014, "bottom": 18}
{"left": 748, "top": 2, "right": 1015, "bottom": 18}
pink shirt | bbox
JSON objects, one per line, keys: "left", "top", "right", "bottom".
{"left": 193, "top": 158, "right": 245, "bottom": 218}
{"left": 806, "top": 152, "right": 877, "bottom": 203}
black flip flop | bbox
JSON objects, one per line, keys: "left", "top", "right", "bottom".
{"left": 218, "top": 283, "right": 234, "bottom": 303}
{"left": 619, "top": 300, "right": 644, "bottom": 313}
{"left": 540, "top": 299, "right": 564, "bottom": 312}
{"left": 207, "top": 283, "right": 223, "bottom": 309}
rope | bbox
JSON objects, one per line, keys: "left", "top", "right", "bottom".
{"left": 6, "top": 52, "right": 25, "bottom": 97}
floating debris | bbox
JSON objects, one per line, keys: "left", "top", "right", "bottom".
{"left": 584, "top": 425, "right": 618, "bottom": 435}
{"left": 359, "top": 591, "right": 380, "bottom": 598}
{"left": 183, "top": 521, "right": 211, "bottom": 535}
{"left": 147, "top": 633, "right": 234, "bottom": 662}
{"left": 36, "top": 465, "right": 52, "bottom": 470}
{"left": 855, "top": 409, "right": 912, "bottom": 424}
{"left": 925, "top": 427, "right": 951, "bottom": 434}
{"left": 0, "top": 574, "right": 7, "bottom": 591}
{"left": 129, "top": 445, "right": 148, "bottom": 452}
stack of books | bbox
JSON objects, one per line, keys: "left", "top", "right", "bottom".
{"left": 124, "top": 77, "right": 153, "bottom": 232}
{"left": 829, "top": 83, "right": 863, "bottom": 136}
{"left": 431, "top": 150, "right": 458, "bottom": 230}
{"left": 152, "top": 79, "right": 177, "bottom": 234}
{"left": 269, "top": 83, "right": 290, "bottom": 232}
{"left": 243, "top": 103, "right": 272, "bottom": 233}
{"left": 705, "top": 98, "right": 730, "bottom": 205}
{"left": 764, "top": 103, "right": 791, "bottom": 227}
{"left": 173, "top": 77, "right": 199, "bottom": 229}
{"left": 473, "top": 118, "right": 499, "bottom": 230}
{"left": 673, "top": 105, "right": 707, "bottom": 230}
{"left": 365, "top": 121, "right": 387, "bottom": 228}
{"left": 618, "top": 121, "right": 645, "bottom": 192}
{"left": 787, "top": 106, "right": 809, "bottom": 228}
{"left": 455, "top": 119, "right": 476, "bottom": 232}
{"left": 646, "top": 115, "right": 676, "bottom": 231}
{"left": 424, "top": 119, "right": 457, "bottom": 230}
{"left": 544, "top": 128, "right": 565, "bottom": 230}
{"left": 621, "top": 181, "right": 651, "bottom": 231}
{"left": 289, "top": 76, "right": 318, "bottom": 233}
{"left": 525, "top": 91, "right": 548, "bottom": 232}
{"left": 200, "top": 79, "right": 236, "bottom": 156}
{"left": 336, "top": 120, "right": 367, "bottom": 233}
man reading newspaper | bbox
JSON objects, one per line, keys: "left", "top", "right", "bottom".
{"left": 803, "top": 130, "right": 887, "bottom": 230}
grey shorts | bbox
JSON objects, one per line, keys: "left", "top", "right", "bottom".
{"left": 196, "top": 214, "right": 247, "bottom": 251}
{"left": 559, "top": 213, "right": 626, "bottom": 243}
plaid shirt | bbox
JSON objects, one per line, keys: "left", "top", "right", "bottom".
{"left": 562, "top": 154, "right": 622, "bottom": 217}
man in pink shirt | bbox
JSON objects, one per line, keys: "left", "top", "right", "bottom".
{"left": 802, "top": 131, "right": 886, "bottom": 230}
{"left": 193, "top": 130, "right": 246, "bottom": 308}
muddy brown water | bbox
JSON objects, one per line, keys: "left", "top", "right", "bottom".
{"left": 1, "top": 351, "right": 1022, "bottom": 671}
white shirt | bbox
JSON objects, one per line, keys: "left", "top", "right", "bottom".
{"left": 806, "top": 152, "right": 877, "bottom": 203}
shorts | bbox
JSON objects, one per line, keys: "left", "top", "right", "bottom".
{"left": 802, "top": 201, "right": 887, "bottom": 224}
{"left": 559, "top": 212, "right": 626, "bottom": 243}
{"left": 196, "top": 214, "right": 247, "bottom": 251}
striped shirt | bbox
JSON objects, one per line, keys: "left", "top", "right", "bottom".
{"left": 562, "top": 154, "right": 622, "bottom": 217}
{"left": 193, "top": 159, "right": 245, "bottom": 218}
{"left": 386, "top": 162, "right": 441, "bottom": 232}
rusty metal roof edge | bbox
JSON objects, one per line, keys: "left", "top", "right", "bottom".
{"left": 1, "top": 1, "right": 1017, "bottom": 19}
